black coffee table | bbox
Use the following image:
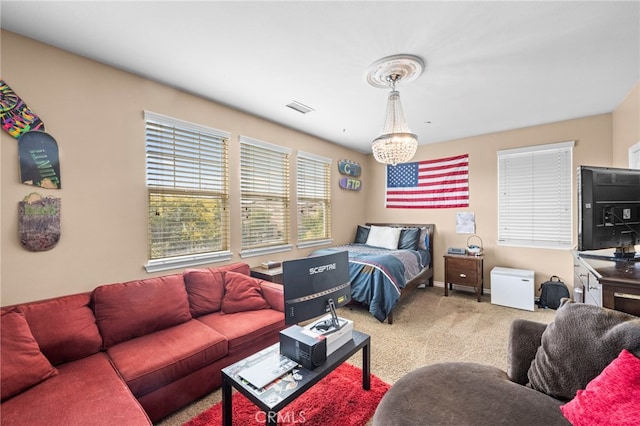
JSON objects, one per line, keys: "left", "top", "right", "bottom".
{"left": 221, "top": 329, "right": 371, "bottom": 426}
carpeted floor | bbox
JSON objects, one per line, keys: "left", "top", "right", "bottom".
{"left": 156, "top": 285, "right": 557, "bottom": 426}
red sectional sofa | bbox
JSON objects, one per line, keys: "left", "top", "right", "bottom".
{"left": 1, "top": 263, "right": 286, "bottom": 425}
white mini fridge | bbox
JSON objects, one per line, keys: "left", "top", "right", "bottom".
{"left": 491, "top": 267, "right": 535, "bottom": 311}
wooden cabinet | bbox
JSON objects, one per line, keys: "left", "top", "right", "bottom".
{"left": 444, "top": 254, "right": 484, "bottom": 302}
{"left": 250, "top": 266, "right": 283, "bottom": 284}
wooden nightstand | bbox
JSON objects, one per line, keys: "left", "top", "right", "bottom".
{"left": 443, "top": 254, "right": 484, "bottom": 302}
{"left": 250, "top": 266, "right": 283, "bottom": 284}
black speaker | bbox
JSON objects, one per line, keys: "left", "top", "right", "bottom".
{"left": 279, "top": 325, "right": 327, "bottom": 370}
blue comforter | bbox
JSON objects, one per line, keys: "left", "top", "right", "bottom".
{"left": 311, "top": 244, "right": 427, "bottom": 322}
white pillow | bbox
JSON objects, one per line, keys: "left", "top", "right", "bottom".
{"left": 365, "top": 225, "right": 401, "bottom": 250}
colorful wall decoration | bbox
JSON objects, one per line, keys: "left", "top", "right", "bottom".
{"left": 338, "top": 159, "right": 362, "bottom": 191}
{"left": 19, "top": 131, "right": 62, "bottom": 189}
{"left": 339, "top": 177, "right": 362, "bottom": 191}
{"left": 1, "top": 80, "right": 62, "bottom": 189}
{"left": 338, "top": 159, "right": 361, "bottom": 177}
{"left": 19, "top": 192, "right": 61, "bottom": 251}
{"left": 1, "top": 80, "right": 45, "bottom": 138}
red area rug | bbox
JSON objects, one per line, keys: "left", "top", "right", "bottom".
{"left": 183, "top": 363, "right": 390, "bottom": 426}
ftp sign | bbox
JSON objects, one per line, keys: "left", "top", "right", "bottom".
{"left": 339, "top": 177, "right": 362, "bottom": 191}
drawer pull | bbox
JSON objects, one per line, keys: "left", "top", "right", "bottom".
{"left": 459, "top": 273, "right": 467, "bottom": 278}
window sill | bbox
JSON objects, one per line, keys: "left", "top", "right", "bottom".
{"left": 145, "top": 251, "right": 233, "bottom": 273}
{"left": 497, "top": 241, "right": 573, "bottom": 250}
{"left": 240, "top": 245, "right": 293, "bottom": 259}
{"left": 297, "top": 239, "right": 333, "bottom": 249}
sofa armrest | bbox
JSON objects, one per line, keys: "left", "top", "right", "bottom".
{"left": 507, "top": 319, "right": 548, "bottom": 385}
{"left": 260, "top": 282, "right": 284, "bottom": 312}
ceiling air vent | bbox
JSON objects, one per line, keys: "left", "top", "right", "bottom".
{"left": 286, "top": 100, "right": 314, "bottom": 114}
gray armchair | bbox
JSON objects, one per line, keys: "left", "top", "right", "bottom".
{"left": 372, "top": 302, "right": 640, "bottom": 426}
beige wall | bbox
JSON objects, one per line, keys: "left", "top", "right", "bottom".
{"left": 2, "top": 31, "right": 638, "bottom": 306}
{"left": 0, "top": 31, "right": 368, "bottom": 305}
{"left": 612, "top": 82, "right": 640, "bottom": 167}
{"left": 365, "top": 114, "right": 615, "bottom": 292}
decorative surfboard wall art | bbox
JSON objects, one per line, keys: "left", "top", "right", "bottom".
{"left": 0, "top": 80, "right": 45, "bottom": 138}
{"left": 1, "top": 80, "right": 62, "bottom": 189}
{"left": 338, "top": 159, "right": 362, "bottom": 191}
{"left": 19, "top": 192, "right": 61, "bottom": 252}
{"left": 19, "top": 131, "right": 62, "bottom": 189}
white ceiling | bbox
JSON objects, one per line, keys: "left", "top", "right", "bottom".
{"left": 2, "top": 1, "right": 639, "bottom": 154}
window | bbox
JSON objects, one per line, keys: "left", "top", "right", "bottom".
{"left": 297, "top": 151, "right": 332, "bottom": 247}
{"left": 144, "top": 111, "right": 230, "bottom": 272}
{"left": 497, "top": 141, "right": 574, "bottom": 249}
{"left": 240, "top": 136, "right": 291, "bottom": 257}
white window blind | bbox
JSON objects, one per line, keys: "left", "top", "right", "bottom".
{"left": 144, "top": 111, "right": 230, "bottom": 269}
{"left": 498, "top": 141, "right": 574, "bottom": 249}
{"left": 297, "top": 152, "right": 332, "bottom": 245}
{"left": 240, "top": 136, "right": 291, "bottom": 255}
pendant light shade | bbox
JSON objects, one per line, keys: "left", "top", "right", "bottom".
{"left": 367, "top": 54, "right": 424, "bottom": 166}
{"left": 371, "top": 89, "right": 418, "bottom": 166}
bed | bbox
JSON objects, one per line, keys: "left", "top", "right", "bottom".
{"left": 311, "top": 223, "right": 435, "bottom": 324}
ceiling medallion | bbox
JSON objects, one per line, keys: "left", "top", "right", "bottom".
{"left": 366, "top": 54, "right": 425, "bottom": 89}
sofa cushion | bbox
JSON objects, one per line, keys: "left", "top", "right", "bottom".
{"left": 1, "top": 311, "right": 58, "bottom": 401}
{"left": 221, "top": 271, "right": 270, "bottom": 314}
{"left": 507, "top": 319, "right": 549, "bottom": 385}
{"left": 106, "top": 319, "right": 227, "bottom": 397}
{"left": 198, "top": 309, "right": 285, "bottom": 355}
{"left": 527, "top": 302, "right": 640, "bottom": 401}
{"left": 261, "top": 281, "right": 285, "bottom": 313}
{"left": 93, "top": 274, "right": 192, "bottom": 348}
{"left": 183, "top": 268, "right": 225, "bottom": 317}
{"left": 17, "top": 293, "right": 102, "bottom": 365}
{"left": 560, "top": 349, "right": 640, "bottom": 426}
{"left": 373, "top": 362, "right": 567, "bottom": 426}
{"left": 0, "top": 352, "right": 151, "bottom": 425}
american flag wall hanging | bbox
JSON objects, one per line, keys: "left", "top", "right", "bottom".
{"left": 385, "top": 154, "right": 469, "bottom": 208}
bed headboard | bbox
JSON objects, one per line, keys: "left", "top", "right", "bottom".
{"left": 365, "top": 223, "right": 435, "bottom": 260}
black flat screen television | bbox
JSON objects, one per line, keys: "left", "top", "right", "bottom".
{"left": 577, "top": 165, "right": 640, "bottom": 260}
{"left": 282, "top": 251, "right": 351, "bottom": 332}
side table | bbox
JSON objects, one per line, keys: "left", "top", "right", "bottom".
{"left": 250, "top": 266, "right": 283, "bottom": 284}
{"left": 443, "top": 254, "right": 484, "bottom": 302}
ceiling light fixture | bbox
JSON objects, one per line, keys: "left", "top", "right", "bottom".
{"left": 367, "top": 54, "right": 424, "bottom": 166}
